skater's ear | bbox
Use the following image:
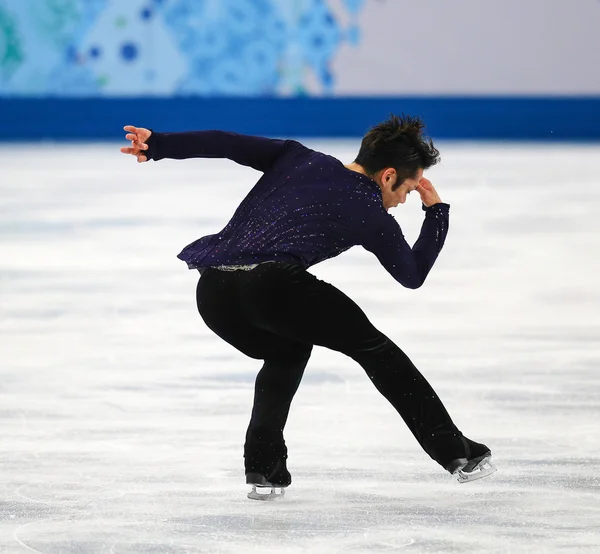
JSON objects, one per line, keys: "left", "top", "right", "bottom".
{"left": 379, "top": 167, "right": 397, "bottom": 190}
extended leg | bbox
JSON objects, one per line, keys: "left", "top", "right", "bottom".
{"left": 245, "top": 263, "right": 491, "bottom": 471}
{"left": 346, "top": 333, "right": 489, "bottom": 468}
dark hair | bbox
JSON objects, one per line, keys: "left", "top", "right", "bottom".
{"left": 354, "top": 114, "right": 440, "bottom": 189}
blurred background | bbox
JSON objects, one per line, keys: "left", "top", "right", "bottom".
{"left": 1, "top": 0, "right": 599, "bottom": 141}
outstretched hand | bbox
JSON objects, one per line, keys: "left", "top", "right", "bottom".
{"left": 120, "top": 125, "right": 152, "bottom": 163}
{"left": 416, "top": 177, "right": 443, "bottom": 207}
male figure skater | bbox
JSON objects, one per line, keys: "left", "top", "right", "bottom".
{"left": 121, "top": 115, "right": 496, "bottom": 499}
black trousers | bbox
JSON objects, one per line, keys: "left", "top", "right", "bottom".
{"left": 196, "top": 262, "right": 484, "bottom": 475}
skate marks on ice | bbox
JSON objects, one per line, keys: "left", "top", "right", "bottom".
{"left": 4, "top": 475, "right": 599, "bottom": 553}
{"left": 1, "top": 143, "right": 600, "bottom": 553}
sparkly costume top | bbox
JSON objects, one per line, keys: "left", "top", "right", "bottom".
{"left": 145, "top": 131, "right": 449, "bottom": 288}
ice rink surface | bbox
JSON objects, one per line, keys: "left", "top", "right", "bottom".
{"left": 1, "top": 140, "right": 599, "bottom": 553}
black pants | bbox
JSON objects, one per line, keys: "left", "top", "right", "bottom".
{"left": 196, "top": 262, "right": 485, "bottom": 475}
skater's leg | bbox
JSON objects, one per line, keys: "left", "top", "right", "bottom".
{"left": 196, "top": 268, "right": 312, "bottom": 481}
{"left": 245, "top": 342, "right": 312, "bottom": 483}
{"left": 243, "top": 263, "right": 489, "bottom": 469}
{"left": 244, "top": 341, "right": 312, "bottom": 446}
{"left": 347, "top": 337, "right": 489, "bottom": 467}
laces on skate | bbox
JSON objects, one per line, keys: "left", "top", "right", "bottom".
{"left": 455, "top": 454, "right": 497, "bottom": 483}
{"left": 247, "top": 484, "right": 286, "bottom": 501}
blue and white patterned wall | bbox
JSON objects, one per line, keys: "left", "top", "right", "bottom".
{"left": 2, "top": 0, "right": 600, "bottom": 97}
{"left": 0, "top": 0, "right": 365, "bottom": 96}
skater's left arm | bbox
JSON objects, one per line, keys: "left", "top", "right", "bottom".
{"left": 362, "top": 203, "right": 450, "bottom": 289}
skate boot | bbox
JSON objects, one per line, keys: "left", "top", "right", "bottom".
{"left": 246, "top": 458, "right": 291, "bottom": 501}
{"left": 445, "top": 437, "right": 497, "bottom": 483}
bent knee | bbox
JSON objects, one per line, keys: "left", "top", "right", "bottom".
{"left": 268, "top": 342, "right": 313, "bottom": 364}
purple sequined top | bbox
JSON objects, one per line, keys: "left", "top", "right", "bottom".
{"left": 145, "top": 131, "right": 449, "bottom": 288}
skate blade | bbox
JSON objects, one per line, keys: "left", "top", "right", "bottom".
{"left": 247, "top": 485, "right": 286, "bottom": 501}
{"left": 456, "top": 456, "right": 497, "bottom": 483}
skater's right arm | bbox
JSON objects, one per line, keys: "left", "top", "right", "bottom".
{"left": 361, "top": 203, "right": 450, "bottom": 289}
{"left": 120, "top": 125, "right": 303, "bottom": 173}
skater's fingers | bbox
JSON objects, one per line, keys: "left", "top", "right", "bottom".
{"left": 125, "top": 133, "right": 138, "bottom": 141}
{"left": 120, "top": 147, "right": 136, "bottom": 155}
{"left": 125, "top": 125, "right": 151, "bottom": 143}
{"left": 137, "top": 153, "right": 147, "bottom": 163}
{"left": 132, "top": 140, "right": 148, "bottom": 150}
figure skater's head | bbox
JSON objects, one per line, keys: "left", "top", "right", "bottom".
{"left": 353, "top": 114, "right": 440, "bottom": 208}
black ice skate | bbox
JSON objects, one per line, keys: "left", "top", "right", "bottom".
{"left": 246, "top": 459, "right": 290, "bottom": 501}
{"left": 445, "top": 437, "right": 497, "bottom": 483}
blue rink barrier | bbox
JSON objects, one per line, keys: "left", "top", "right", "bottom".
{"left": 0, "top": 96, "right": 599, "bottom": 141}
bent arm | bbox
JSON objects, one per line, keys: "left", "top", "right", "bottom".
{"left": 362, "top": 204, "right": 450, "bottom": 288}
{"left": 145, "top": 130, "right": 296, "bottom": 172}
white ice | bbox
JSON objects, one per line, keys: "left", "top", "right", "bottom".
{"left": 1, "top": 140, "right": 599, "bottom": 553}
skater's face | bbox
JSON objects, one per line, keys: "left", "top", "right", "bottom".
{"left": 378, "top": 167, "right": 424, "bottom": 210}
